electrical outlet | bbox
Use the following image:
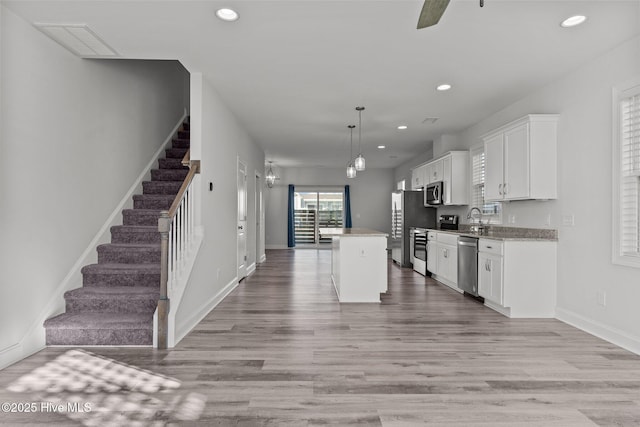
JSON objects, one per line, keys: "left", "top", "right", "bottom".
{"left": 508, "top": 214, "right": 516, "bottom": 224}
{"left": 596, "top": 290, "right": 606, "bottom": 307}
{"left": 562, "top": 214, "right": 575, "bottom": 226}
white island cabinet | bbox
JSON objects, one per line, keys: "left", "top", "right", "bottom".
{"left": 320, "top": 228, "right": 388, "bottom": 303}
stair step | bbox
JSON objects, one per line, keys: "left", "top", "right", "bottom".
{"left": 111, "top": 225, "right": 160, "bottom": 244}
{"left": 165, "top": 148, "right": 188, "bottom": 159}
{"left": 64, "top": 287, "right": 159, "bottom": 314}
{"left": 44, "top": 313, "right": 153, "bottom": 345}
{"left": 82, "top": 263, "right": 160, "bottom": 287}
{"left": 122, "top": 209, "right": 162, "bottom": 226}
{"left": 158, "top": 158, "right": 188, "bottom": 170}
{"left": 182, "top": 122, "right": 190, "bottom": 131}
{"left": 172, "top": 138, "right": 190, "bottom": 149}
{"left": 142, "top": 180, "right": 183, "bottom": 195}
{"left": 97, "top": 243, "right": 161, "bottom": 264}
{"left": 133, "top": 194, "right": 175, "bottom": 210}
{"left": 151, "top": 168, "right": 189, "bottom": 182}
{"left": 177, "top": 130, "right": 190, "bottom": 139}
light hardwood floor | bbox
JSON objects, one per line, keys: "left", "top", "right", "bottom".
{"left": 1, "top": 249, "right": 640, "bottom": 426}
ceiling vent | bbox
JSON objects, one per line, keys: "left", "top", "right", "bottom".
{"left": 422, "top": 117, "right": 439, "bottom": 124}
{"left": 34, "top": 24, "right": 118, "bottom": 58}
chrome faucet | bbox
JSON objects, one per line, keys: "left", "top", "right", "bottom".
{"left": 467, "top": 207, "right": 483, "bottom": 224}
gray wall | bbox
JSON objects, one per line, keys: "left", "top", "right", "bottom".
{"left": 265, "top": 167, "right": 394, "bottom": 248}
{"left": 0, "top": 5, "right": 189, "bottom": 367}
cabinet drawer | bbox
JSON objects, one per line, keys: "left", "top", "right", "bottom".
{"left": 427, "top": 231, "right": 437, "bottom": 240}
{"left": 479, "top": 239, "right": 503, "bottom": 256}
{"left": 437, "top": 233, "right": 458, "bottom": 246}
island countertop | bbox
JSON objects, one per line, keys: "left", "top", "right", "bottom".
{"left": 319, "top": 227, "right": 388, "bottom": 237}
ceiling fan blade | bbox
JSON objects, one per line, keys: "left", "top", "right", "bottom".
{"left": 417, "top": 0, "right": 450, "bottom": 29}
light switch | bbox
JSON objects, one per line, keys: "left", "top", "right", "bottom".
{"left": 562, "top": 214, "right": 575, "bottom": 226}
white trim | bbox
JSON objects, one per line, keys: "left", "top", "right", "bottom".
{"left": 0, "top": 343, "right": 28, "bottom": 371}
{"left": 431, "top": 275, "right": 463, "bottom": 294}
{"left": 556, "top": 307, "right": 640, "bottom": 356}
{"left": 259, "top": 254, "right": 267, "bottom": 263}
{"left": 612, "top": 76, "right": 640, "bottom": 268}
{"left": 174, "top": 277, "right": 239, "bottom": 345}
{"left": 483, "top": 300, "right": 512, "bottom": 318}
{"left": 246, "top": 262, "right": 256, "bottom": 276}
{"left": 1, "top": 113, "right": 186, "bottom": 370}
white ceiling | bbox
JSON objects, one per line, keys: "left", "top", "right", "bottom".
{"left": 5, "top": 0, "right": 640, "bottom": 168}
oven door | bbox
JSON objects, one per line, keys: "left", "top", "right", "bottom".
{"left": 425, "top": 181, "right": 443, "bottom": 205}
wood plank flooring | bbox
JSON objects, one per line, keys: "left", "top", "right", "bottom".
{"left": 2, "top": 248, "right": 640, "bottom": 426}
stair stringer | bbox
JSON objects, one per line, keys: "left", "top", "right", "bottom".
{"left": 0, "top": 112, "right": 187, "bottom": 369}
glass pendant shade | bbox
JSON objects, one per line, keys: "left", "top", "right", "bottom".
{"left": 266, "top": 163, "right": 276, "bottom": 188}
{"left": 354, "top": 154, "right": 365, "bottom": 171}
{"left": 346, "top": 163, "right": 357, "bottom": 178}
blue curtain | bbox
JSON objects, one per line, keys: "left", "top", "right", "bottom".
{"left": 344, "top": 185, "right": 352, "bottom": 228}
{"left": 287, "top": 184, "right": 295, "bottom": 247}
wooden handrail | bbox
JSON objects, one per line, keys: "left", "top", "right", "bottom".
{"left": 181, "top": 149, "right": 191, "bottom": 168}
{"left": 168, "top": 160, "right": 200, "bottom": 218}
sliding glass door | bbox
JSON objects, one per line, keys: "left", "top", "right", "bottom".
{"left": 294, "top": 191, "right": 344, "bottom": 245}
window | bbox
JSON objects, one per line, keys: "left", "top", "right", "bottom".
{"left": 470, "top": 145, "right": 502, "bottom": 223}
{"left": 614, "top": 78, "right": 640, "bottom": 267}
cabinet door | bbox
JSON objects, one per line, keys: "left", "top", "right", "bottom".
{"left": 504, "top": 123, "right": 529, "bottom": 199}
{"left": 427, "top": 241, "right": 437, "bottom": 274}
{"left": 442, "top": 156, "right": 452, "bottom": 205}
{"left": 411, "top": 167, "right": 422, "bottom": 189}
{"left": 431, "top": 160, "right": 443, "bottom": 183}
{"left": 447, "top": 243, "right": 458, "bottom": 285}
{"left": 436, "top": 244, "right": 456, "bottom": 283}
{"left": 484, "top": 133, "right": 504, "bottom": 201}
{"left": 478, "top": 253, "right": 503, "bottom": 305}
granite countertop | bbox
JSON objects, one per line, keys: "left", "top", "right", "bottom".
{"left": 427, "top": 225, "right": 558, "bottom": 242}
{"left": 319, "top": 228, "right": 389, "bottom": 237}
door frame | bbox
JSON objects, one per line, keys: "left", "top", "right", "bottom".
{"left": 255, "top": 170, "right": 265, "bottom": 263}
{"left": 237, "top": 158, "right": 248, "bottom": 281}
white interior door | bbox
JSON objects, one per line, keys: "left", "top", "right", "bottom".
{"left": 255, "top": 172, "right": 263, "bottom": 263}
{"left": 237, "top": 159, "right": 247, "bottom": 280}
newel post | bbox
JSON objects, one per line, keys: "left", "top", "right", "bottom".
{"left": 158, "top": 211, "right": 171, "bottom": 349}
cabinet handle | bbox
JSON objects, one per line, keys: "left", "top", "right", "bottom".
{"left": 485, "top": 260, "right": 489, "bottom": 271}
{"left": 486, "top": 246, "right": 492, "bottom": 249}
{"left": 504, "top": 183, "right": 509, "bottom": 194}
{"left": 498, "top": 184, "right": 503, "bottom": 195}
{"left": 487, "top": 260, "right": 492, "bottom": 272}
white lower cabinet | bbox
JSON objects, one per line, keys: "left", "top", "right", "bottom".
{"left": 426, "top": 231, "right": 459, "bottom": 291}
{"left": 477, "top": 238, "right": 557, "bottom": 318}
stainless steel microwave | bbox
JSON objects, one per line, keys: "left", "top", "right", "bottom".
{"left": 425, "top": 181, "right": 443, "bottom": 206}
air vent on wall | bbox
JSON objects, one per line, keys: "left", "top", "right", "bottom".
{"left": 422, "top": 117, "right": 439, "bottom": 124}
{"left": 34, "top": 24, "right": 119, "bottom": 58}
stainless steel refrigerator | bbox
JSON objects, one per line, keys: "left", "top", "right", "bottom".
{"left": 391, "top": 191, "right": 437, "bottom": 268}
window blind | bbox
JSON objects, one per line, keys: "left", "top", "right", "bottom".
{"left": 621, "top": 92, "right": 640, "bottom": 255}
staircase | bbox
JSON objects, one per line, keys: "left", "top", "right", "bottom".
{"left": 44, "top": 123, "right": 190, "bottom": 345}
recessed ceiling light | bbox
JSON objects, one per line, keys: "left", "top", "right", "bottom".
{"left": 436, "top": 84, "right": 452, "bottom": 91}
{"left": 397, "top": 125, "right": 408, "bottom": 130}
{"left": 560, "top": 15, "right": 587, "bottom": 28}
{"left": 216, "top": 8, "right": 239, "bottom": 22}
{"left": 378, "top": 145, "right": 386, "bottom": 149}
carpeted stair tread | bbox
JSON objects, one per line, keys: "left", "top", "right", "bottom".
{"left": 165, "top": 147, "right": 189, "bottom": 159}
{"left": 158, "top": 158, "right": 188, "bottom": 170}
{"left": 133, "top": 194, "right": 176, "bottom": 210}
{"left": 122, "top": 209, "right": 163, "bottom": 226}
{"left": 172, "top": 138, "right": 190, "bottom": 149}
{"left": 97, "top": 243, "right": 161, "bottom": 264}
{"left": 111, "top": 225, "right": 160, "bottom": 244}
{"left": 81, "top": 263, "right": 160, "bottom": 288}
{"left": 177, "top": 130, "right": 190, "bottom": 139}
{"left": 44, "top": 313, "right": 153, "bottom": 330}
{"left": 82, "top": 263, "right": 161, "bottom": 274}
{"left": 142, "top": 180, "right": 183, "bottom": 195}
{"left": 65, "top": 287, "right": 159, "bottom": 314}
{"left": 151, "top": 168, "right": 189, "bottom": 182}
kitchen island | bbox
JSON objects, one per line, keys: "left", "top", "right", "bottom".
{"left": 319, "top": 228, "right": 388, "bottom": 303}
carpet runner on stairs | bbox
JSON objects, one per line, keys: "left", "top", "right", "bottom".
{"left": 44, "top": 121, "right": 190, "bottom": 346}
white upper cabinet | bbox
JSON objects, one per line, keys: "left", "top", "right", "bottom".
{"left": 482, "top": 115, "right": 558, "bottom": 202}
{"left": 411, "top": 164, "right": 427, "bottom": 189}
{"left": 413, "top": 151, "right": 468, "bottom": 205}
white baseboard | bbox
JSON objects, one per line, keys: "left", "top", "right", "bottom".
{"left": 259, "top": 254, "right": 266, "bottom": 263}
{"left": 556, "top": 307, "right": 640, "bottom": 356}
{"left": 266, "top": 244, "right": 289, "bottom": 250}
{"left": 0, "top": 113, "right": 187, "bottom": 370}
{"left": 174, "top": 277, "right": 239, "bottom": 346}
{"left": 246, "top": 262, "right": 256, "bottom": 276}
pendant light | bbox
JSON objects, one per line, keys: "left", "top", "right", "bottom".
{"left": 346, "top": 125, "right": 357, "bottom": 179}
{"left": 266, "top": 161, "right": 277, "bottom": 188}
{"left": 354, "top": 106, "right": 366, "bottom": 171}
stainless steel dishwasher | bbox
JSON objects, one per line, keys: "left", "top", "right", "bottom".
{"left": 457, "top": 236, "right": 479, "bottom": 297}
